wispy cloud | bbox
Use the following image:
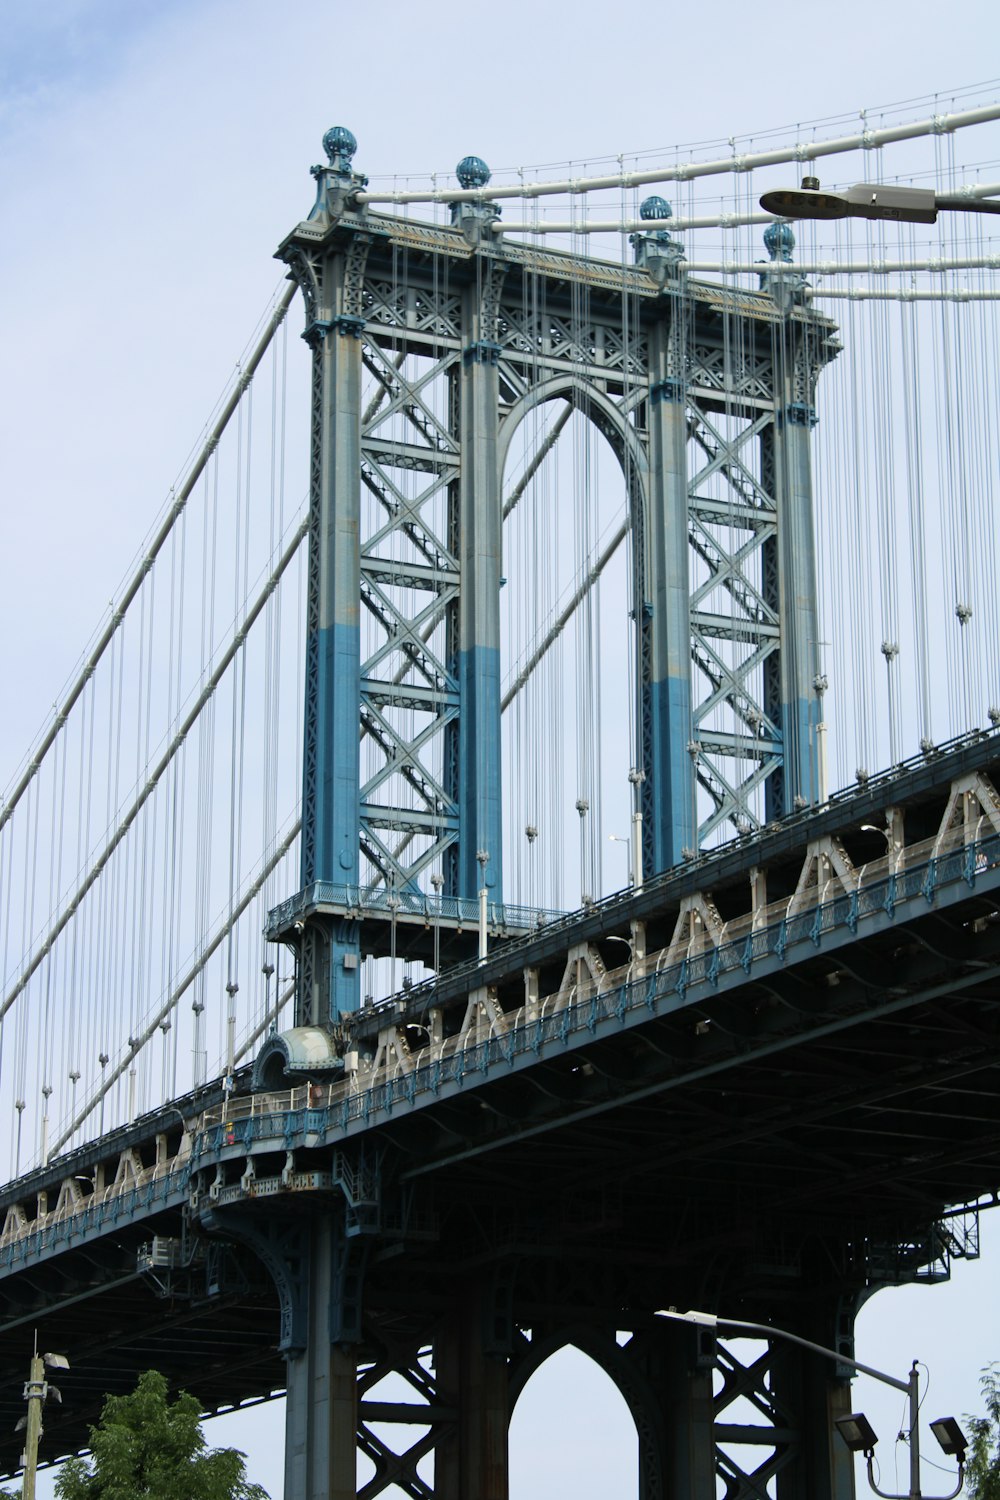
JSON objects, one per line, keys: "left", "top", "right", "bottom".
{"left": 0, "top": 0, "right": 203, "bottom": 146}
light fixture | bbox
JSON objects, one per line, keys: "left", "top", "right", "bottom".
{"left": 834, "top": 1412, "right": 880, "bottom": 1454}
{"left": 663, "top": 1308, "right": 965, "bottom": 1499}
{"left": 930, "top": 1417, "right": 967, "bottom": 1459}
{"left": 760, "top": 178, "right": 1000, "bottom": 225}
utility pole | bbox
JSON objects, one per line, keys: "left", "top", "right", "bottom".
{"left": 20, "top": 1350, "right": 44, "bottom": 1500}
{"left": 18, "top": 1341, "right": 69, "bottom": 1499}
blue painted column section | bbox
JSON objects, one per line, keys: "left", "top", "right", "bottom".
{"left": 453, "top": 277, "right": 504, "bottom": 900}
{"left": 299, "top": 293, "right": 364, "bottom": 1018}
{"left": 307, "top": 320, "right": 362, "bottom": 888}
{"left": 644, "top": 315, "right": 695, "bottom": 871}
{"left": 774, "top": 393, "right": 822, "bottom": 812}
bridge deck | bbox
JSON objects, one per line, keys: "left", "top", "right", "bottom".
{"left": 1, "top": 730, "right": 999, "bottom": 1474}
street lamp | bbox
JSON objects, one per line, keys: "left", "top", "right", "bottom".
{"left": 760, "top": 175, "right": 1000, "bottom": 224}
{"left": 608, "top": 833, "right": 631, "bottom": 887}
{"left": 662, "top": 1308, "right": 966, "bottom": 1500}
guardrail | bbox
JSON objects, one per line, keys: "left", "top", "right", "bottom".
{"left": 266, "top": 882, "right": 562, "bottom": 939}
{"left": 351, "top": 731, "right": 1000, "bottom": 1030}
{"left": 0, "top": 1162, "right": 188, "bottom": 1265}
{"left": 2, "top": 826, "right": 996, "bottom": 1260}
{"left": 207, "top": 828, "right": 999, "bottom": 1134}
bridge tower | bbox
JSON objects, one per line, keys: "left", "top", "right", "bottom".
{"left": 247, "top": 129, "right": 848, "bottom": 1500}
{"left": 271, "top": 128, "right": 838, "bottom": 1030}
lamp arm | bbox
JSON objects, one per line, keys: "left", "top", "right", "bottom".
{"left": 923, "top": 1462, "right": 965, "bottom": 1500}
{"left": 866, "top": 1452, "right": 905, "bottom": 1500}
{"left": 707, "top": 1315, "right": 910, "bottom": 1394}
{"left": 936, "top": 195, "right": 1000, "bottom": 215}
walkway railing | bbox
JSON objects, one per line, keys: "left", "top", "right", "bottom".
{"left": 265, "top": 882, "right": 561, "bottom": 940}
{"left": 208, "top": 827, "right": 999, "bottom": 1134}
{"left": 2, "top": 826, "right": 996, "bottom": 1259}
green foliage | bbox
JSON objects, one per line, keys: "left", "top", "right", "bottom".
{"left": 51, "top": 1371, "right": 269, "bottom": 1500}
{"left": 966, "top": 1364, "right": 1000, "bottom": 1500}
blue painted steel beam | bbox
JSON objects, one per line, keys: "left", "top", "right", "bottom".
{"left": 774, "top": 397, "right": 822, "bottom": 812}
{"left": 643, "top": 315, "right": 695, "bottom": 870}
{"left": 448, "top": 283, "right": 505, "bottom": 900}
{"left": 294, "top": 264, "right": 366, "bottom": 1018}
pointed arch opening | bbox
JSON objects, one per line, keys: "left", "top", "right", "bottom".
{"left": 509, "top": 1342, "right": 640, "bottom": 1496}
{"left": 499, "top": 381, "right": 646, "bottom": 914}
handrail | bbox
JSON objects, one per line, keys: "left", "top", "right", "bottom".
{"left": 3, "top": 824, "right": 996, "bottom": 1254}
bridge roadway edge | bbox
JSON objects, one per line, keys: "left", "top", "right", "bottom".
{"left": 1, "top": 731, "right": 1000, "bottom": 1494}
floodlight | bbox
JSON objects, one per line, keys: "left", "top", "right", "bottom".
{"left": 44, "top": 1353, "right": 69, "bottom": 1371}
{"left": 834, "top": 1412, "right": 879, "bottom": 1454}
{"left": 930, "top": 1416, "right": 967, "bottom": 1459}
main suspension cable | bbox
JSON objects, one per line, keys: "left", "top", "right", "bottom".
{"left": 49, "top": 818, "right": 300, "bottom": 1155}
{"left": 0, "top": 283, "right": 297, "bottom": 835}
{"left": 357, "top": 103, "right": 1000, "bottom": 205}
{"left": 1, "top": 517, "right": 309, "bottom": 1022}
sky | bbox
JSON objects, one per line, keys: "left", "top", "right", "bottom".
{"left": 2, "top": 1, "right": 1000, "bottom": 1496}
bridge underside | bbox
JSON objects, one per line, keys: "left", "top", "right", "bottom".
{"left": 2, "top": 735, "right": 999, "bottom": 1493}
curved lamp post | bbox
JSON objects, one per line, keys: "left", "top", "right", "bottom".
{"left": 662, "top": 1308, "right": 966, "bottom": 1500}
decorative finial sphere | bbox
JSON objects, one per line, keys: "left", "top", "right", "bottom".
{"left": 640, "top": 195, "right": 672, "bottom": 222}
{"left": 456, "top": 155, "right": 491, "bottom": 189}
{"left": 764, "top": 221, "right": 796, "bottom": 260}
{"left": 323, "top": 126, "right": 357, "bottom": 166}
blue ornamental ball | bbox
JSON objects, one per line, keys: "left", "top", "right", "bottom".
{"left": 763, "top": 221, "right": 796, "bottom": 260}
{"left": 323, "top": 126, "right": 358, "bottom": 167}
{"left": 639, "top": 195, "right": 673, "bottom": 222}
{"left": 456, "top": 155, "right": 491, "bottom": 189}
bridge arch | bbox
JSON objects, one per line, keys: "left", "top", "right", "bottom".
{"left": 498, "top": 378, "right": 646, "bottom": 909}
{"left": 498, "top": 374, "right": 649, "bottom": 511}
{"left": 508, "top": 1325, "right": 661, "bottom": 1496}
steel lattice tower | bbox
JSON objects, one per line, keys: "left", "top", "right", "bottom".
{"left": 272, "top": 129, "right": 837, "bottom": 1025}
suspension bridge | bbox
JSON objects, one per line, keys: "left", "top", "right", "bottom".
{"left": 2, "top": 85, "right": 1000, "bottom": 1498}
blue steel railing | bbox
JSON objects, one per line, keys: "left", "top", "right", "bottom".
{"left": 266, "top": 881, "right": 562, "bottom": 938}
{"left": 3, "top": 830, "right": 997, "bottom": 1265}
{"left": 219, "top": 831, "right": 1000, "bottom": 1140}
{"left": 0, "top": 1166, "right": 188, "bottom": 1270}
{"left": 349, "top": 727, "right": 1000, "bottom": 1028}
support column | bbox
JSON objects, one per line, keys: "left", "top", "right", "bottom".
{"left": 284, "top": 1217, "right": 360, "bottom": 1500}
{"left": 282, "top": 228, "right": 370, "bottom": 1020}
{"left": 772, "top": 339, "right": 823, "bottom": 815}
{"left": 628, "top": 1321, "right": 714, "bottom": 1499}
{"left": 658, "top": 1327, "right": 717, "bottom": 1500}
{"left": 436, "top": 1288, "right": 509, "bottom": 1500}
{"left": 448, "top": 269, "right": 506, "bottom": 901}
{"left": 770, "top": 1334, "right": 856, "bottom": 1500}
{"left": 643, "top": 311, "right": 695, "bottom": 872}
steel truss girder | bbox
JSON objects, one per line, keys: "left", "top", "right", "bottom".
{"left": 686, "top": 396, "right": 786, "bottom": 841}
{"left": 715, "top": 1340, "right": 800, "bottom": 1499}
{"left": 358, "top": 334, "right": 463, "bottom": 894}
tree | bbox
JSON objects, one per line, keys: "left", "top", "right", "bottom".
{"left": 967, "top": 1364, "right": 1000, "bottom": 1500}
{"left": 50, "top": 1370, "right": 269, "bottom": 1500}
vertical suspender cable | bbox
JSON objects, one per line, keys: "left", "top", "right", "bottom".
{"left": 0, "top": 284, "right": 297, "bottom": 837}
